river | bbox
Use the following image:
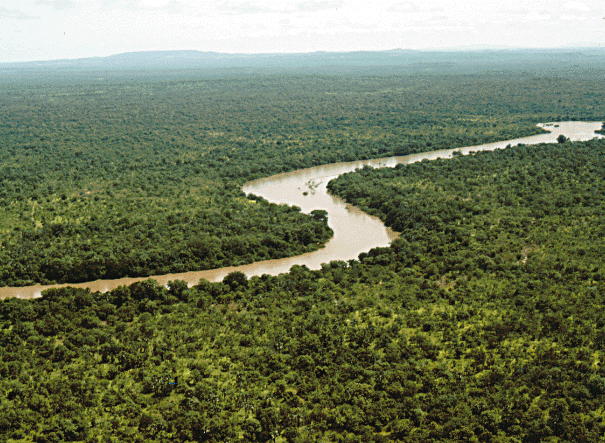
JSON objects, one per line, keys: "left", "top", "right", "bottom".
{"left": 1, "top": 121, "right": 602, "bottom": 299}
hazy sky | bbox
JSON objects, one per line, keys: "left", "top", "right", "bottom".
{"left": 2, "top": 0, "right": 604, "bottom": 62}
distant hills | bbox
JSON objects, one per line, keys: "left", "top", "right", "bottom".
{"left": 1, "top": 49, "right": 418, "bottom": 70}
{"left": 2, "top": 48, "right": 605, "bottom": 77}
{"left": 1, "top": 48, "right": 604, "bottom": 69}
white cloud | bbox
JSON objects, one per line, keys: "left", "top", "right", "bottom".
{"left": 217, "top": 1, "right": 282, "bottom": 14}
{"left": 388, "top": 2, "right": 418, "bottom": 13}
{"left": 524, "top": 12, "right": 551, "bottom": 22}
{"left": 0, "top": 6, "right": 39, "bottom": 20}
{"left": 216, "top": 0, "right": 343, "bottom": 15}
{"left": 563, "top": 1, "right": 589, "bottom": 12}
{"left": 137, "top": 0, "right": 172, "bottom": 8}
{"left": 296, "top": 1, "right": 342, "bottom": 12}
{"left": 559, "top": 14, "right": 589, "bottom": 20}
{"left": 35, "top": 0, "right": 76, "bottom": 10}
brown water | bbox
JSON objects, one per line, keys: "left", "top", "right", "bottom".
{"left": 1, "top": 121, "right": 602, "bottom": 299}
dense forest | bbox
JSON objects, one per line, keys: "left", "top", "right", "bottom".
{"left": 2, "top": 63, "right": 605, "bottom": 285}
{"left": 2, "top": 53, "right": 605, "bottom": 441}
{"left": 2, "top": 138, "right": 605, "bottom": 441}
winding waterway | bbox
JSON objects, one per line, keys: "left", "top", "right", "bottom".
{"left": 1, "top": 121, "right": 602, "bottom": 299}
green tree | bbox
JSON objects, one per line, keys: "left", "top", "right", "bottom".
{"left": 223, "top": 271, "right": 248, "bottom": 291}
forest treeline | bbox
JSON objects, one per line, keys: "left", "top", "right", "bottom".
{"left": 2, "top": 68, "right": 605, "bottom": 285}
{"left": 2, "top": 138, "right": 605, "bottom": 441}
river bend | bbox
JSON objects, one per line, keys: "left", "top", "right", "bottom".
{"left": 1, "top": 121, "right": 602, "bottom": 299}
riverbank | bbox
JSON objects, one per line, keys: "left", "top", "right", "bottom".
{"left": 1, "top": 121, "right": 602, "bottom": 299}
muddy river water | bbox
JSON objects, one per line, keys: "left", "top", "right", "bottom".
{"left": 1, "top": 121, "right": 602, "bottom": 299}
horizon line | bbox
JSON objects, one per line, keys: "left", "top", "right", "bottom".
{"left": 2, "top": 45, "right": 605, "bottom": 65}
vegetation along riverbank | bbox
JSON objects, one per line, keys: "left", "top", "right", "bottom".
{"left": 5, "top": 61, "right": 605, "bottom": 286}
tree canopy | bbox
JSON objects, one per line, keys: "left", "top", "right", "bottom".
{"left": 1, "top": 60, "right": 605, "bottom": 441}
{"left": 1, "top": 138, "right": 605, "bottom": 441}
{"left": 2, "top": 66, "right": 605, "bottom": 285}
